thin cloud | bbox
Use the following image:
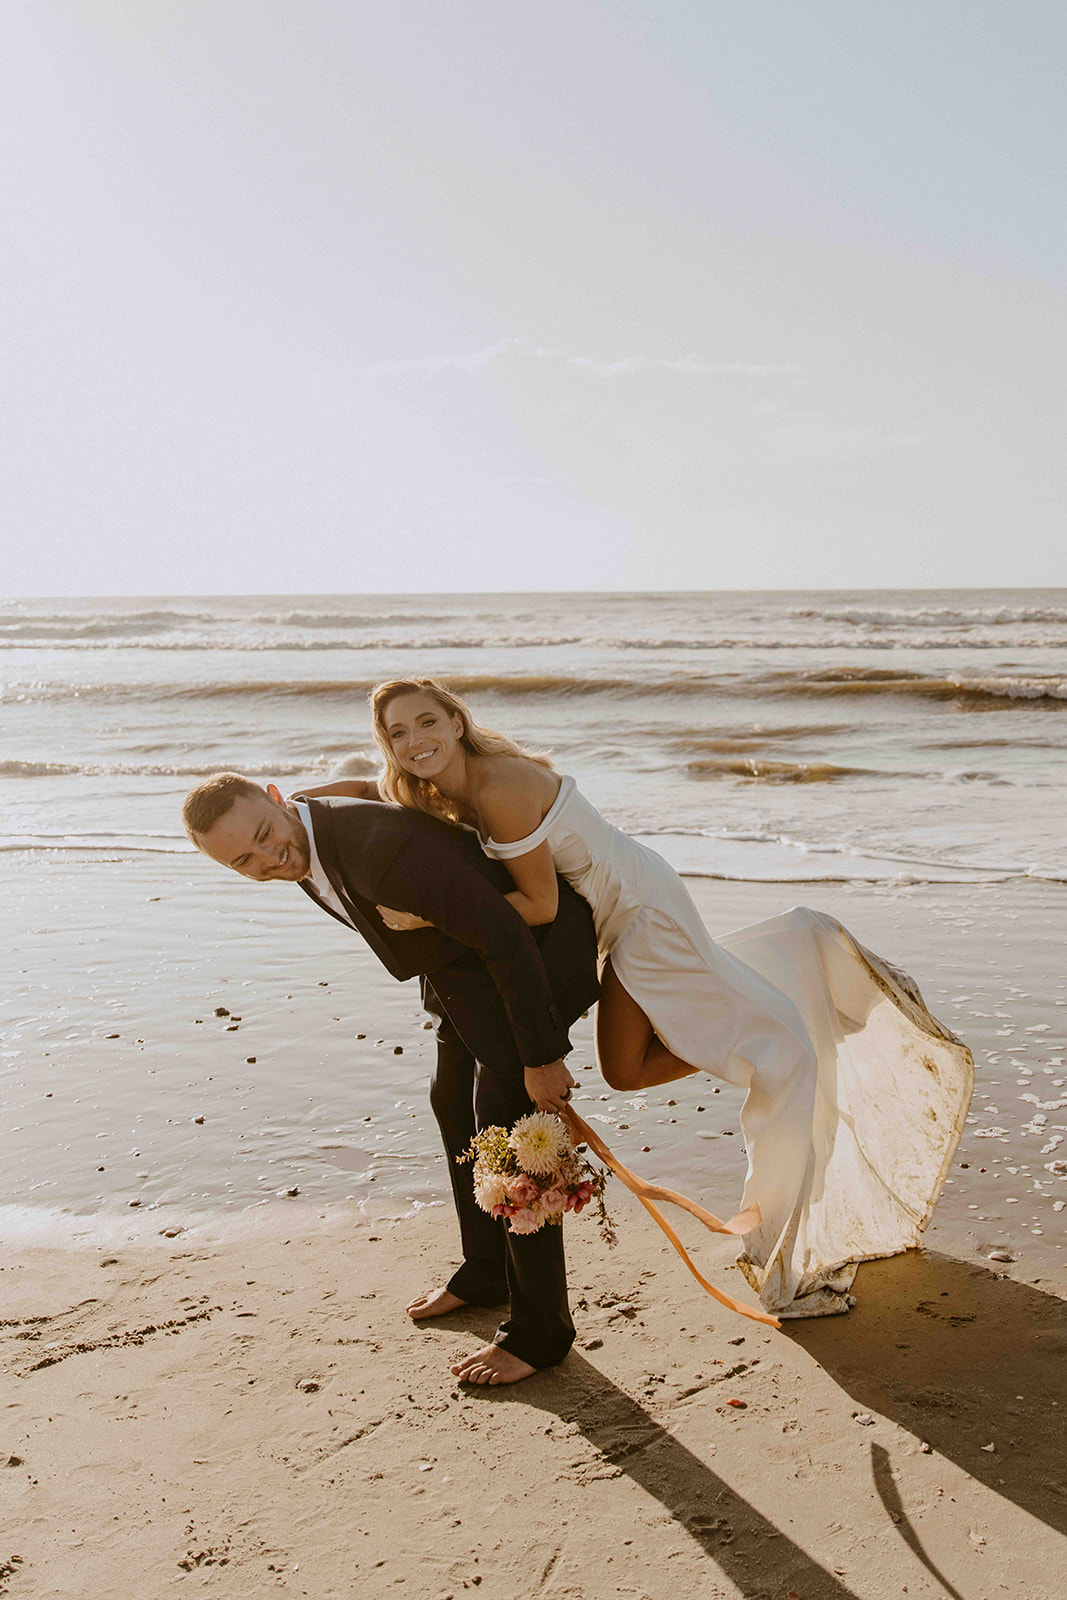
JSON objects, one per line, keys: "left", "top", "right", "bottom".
{"left": 338, "top": 337, "right": 806, "bottom": 381}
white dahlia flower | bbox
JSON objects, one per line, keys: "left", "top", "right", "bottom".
{"left": 509, "top": 1111, "right": 569, "bottom": 1176}
{"left": 473, "top": 1168, "right": 512, "bottom": 1211}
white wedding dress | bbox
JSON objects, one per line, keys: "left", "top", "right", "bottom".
{"left": 481, "top": 776, "right": 974, "bottom": 1318}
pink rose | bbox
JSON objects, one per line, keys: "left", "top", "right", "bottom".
{"left": 491, "top": 1203, "right": 516, "bottom": 1220}
{"left": 508, "top": 1206, "right": 542, "bottom": 1235}
{"left": 565, "top": 1180, "right": 594, "bottom": 1212}
{"left": 508, "top": 1175, "right": 541, "bottom": 1208}
{"left": 539, "top": 1187, "right": 568, "bottom": 1216}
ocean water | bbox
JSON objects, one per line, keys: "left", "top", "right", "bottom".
{"left": 3, "top": 589, "right": 1066, "bottom": 1249}
{"left": 3, "top": 587, "right": 1066, "bottom": 882}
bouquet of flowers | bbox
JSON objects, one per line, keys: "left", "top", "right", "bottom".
{"left": 459, "top": 1111, "right": 615, "bottom": 1243}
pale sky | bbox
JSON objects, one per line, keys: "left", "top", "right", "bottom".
{"left": 3, "top": 1, "right": 1065, "bottom": 596}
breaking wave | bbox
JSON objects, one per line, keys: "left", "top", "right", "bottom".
{"left": 0, "top": 672, "right": 726, "bottom": 704}
{"left": 788, "top": 603, "right": 1067, "bottom": 628}
{"left": 6, "top": 666, "right": 1065, "bottom": 708}
{"left": 247, "top": 609, "right": 458, "bottom": 629}
{"left": 756, "top": 668, "right": 1067, "bottom": 705}
{"left": 0, "top": 611, "right": 217, "bottom": 641}
{"left": 0, "top": 759, "right": 83, "bottom": 776}
{"left": 0, "top": 633, "right": 587, "bottom": 652}
{"left": 0, "top": 752, "right": 377, "bottom": 779}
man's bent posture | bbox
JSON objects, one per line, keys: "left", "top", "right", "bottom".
{"left": 182, "top": 774, "right": 599, "bottom": 1386}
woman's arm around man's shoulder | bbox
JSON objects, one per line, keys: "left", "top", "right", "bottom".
{"left": 293, "top": 778, "right": 381, "bottom": 802}
{"left": 478, "top": 766, "right": 560, "bottom": 929}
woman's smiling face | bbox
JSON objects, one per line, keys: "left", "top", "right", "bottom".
{"left": 382, "top": 692, "right": 464, "bottom": 782}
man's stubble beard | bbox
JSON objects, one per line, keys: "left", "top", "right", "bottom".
{"left": 287, "top": 810, "right": 313, "bottom": 881}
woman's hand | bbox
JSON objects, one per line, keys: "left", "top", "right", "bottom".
{"left": 524, "top": 1059, "right": 577, "bottom": 1115}
{"left": 376, "top": 905, "right": 435, "bottom": 932}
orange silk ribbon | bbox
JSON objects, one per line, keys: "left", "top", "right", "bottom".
{"left": 562, "top": 1105, "right": 782, "bottom": 1331}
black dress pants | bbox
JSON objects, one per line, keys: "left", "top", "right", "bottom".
{"left": 423, "top": 991, "right": 575, "bottom": 1370}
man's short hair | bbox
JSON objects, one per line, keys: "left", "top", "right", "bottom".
{"left": 182, "top": 773, "right": 264, "bottom": 841}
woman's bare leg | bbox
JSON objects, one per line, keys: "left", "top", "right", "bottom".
{"left": 596, "top": 957, "right": 699, "bottom": 1091}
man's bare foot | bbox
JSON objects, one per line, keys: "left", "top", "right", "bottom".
{"left": 450, "top": 1343, "right": 537, "bottom": 1386}
{"left": 407, "top": 1287, "right": 467, "bottom": 1321}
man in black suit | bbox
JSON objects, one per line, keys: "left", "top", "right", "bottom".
{"left": 181, "top": 773, "right": 600, "bottom": 1386}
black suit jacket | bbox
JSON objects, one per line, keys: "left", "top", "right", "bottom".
{"left": 293, "top": 796, "right": 600, "bottom": 1074}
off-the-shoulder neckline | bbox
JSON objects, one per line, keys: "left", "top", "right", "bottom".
{"left": 480, "top": 773, "right": 574, "bottom": 850}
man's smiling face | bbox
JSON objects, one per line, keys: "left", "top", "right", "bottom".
{"left": 197, "top": 783, "right": 312, "bottom": 882}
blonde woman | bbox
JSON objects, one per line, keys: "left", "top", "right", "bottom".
{"left": 306, "top": 678, "right": 973, "bottom": 1319}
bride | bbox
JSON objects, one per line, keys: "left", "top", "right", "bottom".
{"left": 308, "top": 677, "right": 973, "bottom": 1319}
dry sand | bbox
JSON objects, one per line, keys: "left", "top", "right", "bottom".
{"left": 3, "top": 1206, "right": 1065, "bottom": 1600}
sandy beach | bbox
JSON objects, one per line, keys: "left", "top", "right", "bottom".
{"left": 4, "top": 857, "right": 1066, "bottom": 1597}
{"left": 4, "top": 1204, "right": 1065, "bottom": 1599}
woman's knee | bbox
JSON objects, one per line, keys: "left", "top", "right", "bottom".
{"left": 598, "top": 1055, "right": 644, "bottom": 1092}
{"left": 596, "top": 967, "right": 654, "bottom": 1092}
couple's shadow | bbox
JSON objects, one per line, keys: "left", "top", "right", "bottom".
{"left": 447, "top": 1249, "right": 1067, "bottom": 1600}
{"left": 784, "top": 1247, "right": 1067, "bottom": 1584}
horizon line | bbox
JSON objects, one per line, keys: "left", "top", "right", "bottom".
{"left": 5, "top": 582, "right": 1066, "bottom": 604}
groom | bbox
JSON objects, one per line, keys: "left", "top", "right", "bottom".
{"left": 181, "top": 774, "right": 600, "bottom": 1386}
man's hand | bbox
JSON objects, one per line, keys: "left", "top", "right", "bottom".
{"left": 376, "top": 904, "right": 435, "bottom": 932}
{"left": 524, "top": 1059, "right": 577, "bottom": 1115}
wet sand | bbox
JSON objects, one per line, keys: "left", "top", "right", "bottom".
{"left": 5, "top": 854, "right": 1065, "bottom": 1281}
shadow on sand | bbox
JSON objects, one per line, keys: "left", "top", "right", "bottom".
{"left": 783, "top": 1247, "right": 1067, "bottom": 1536}
{"left": 462, "top": 1343, "right": 863, "bottom": 1600}
{"left": 454, "top": 1247, "right": 1065, "bottom": 1598}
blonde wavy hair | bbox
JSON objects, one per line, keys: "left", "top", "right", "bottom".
{"left": 369, "top": 678, "right": 554, "bottom": 823}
